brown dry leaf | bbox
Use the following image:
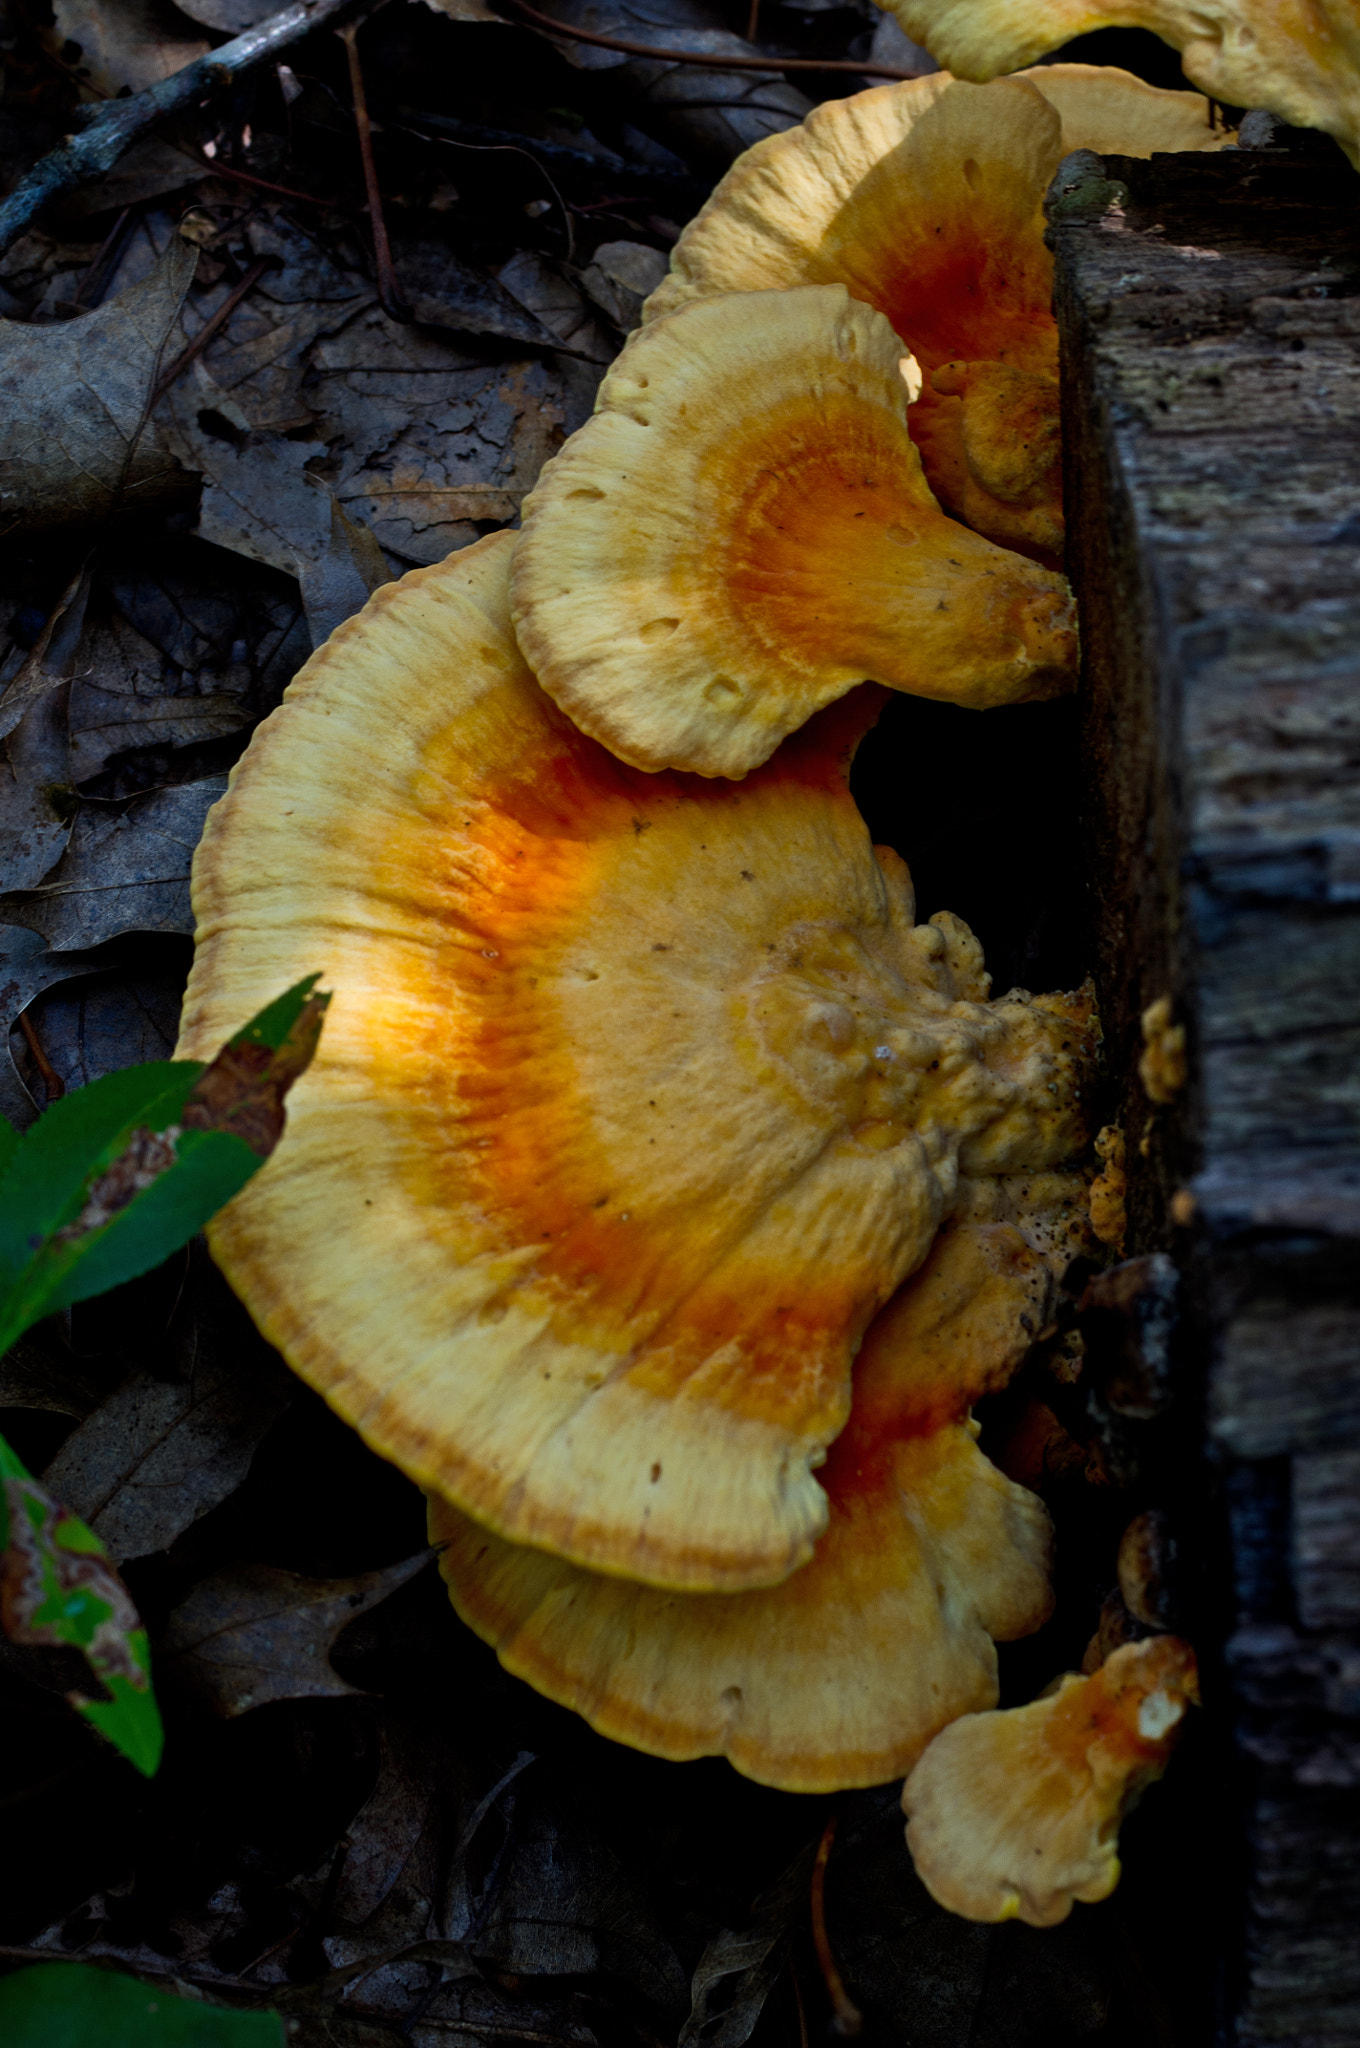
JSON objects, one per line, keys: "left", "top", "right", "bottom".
{"left": 0, "top": 236, "right": 196, "bottom": 536}
{"left": 41, "top": 0, "right": 208, "bottom": 98}
{"left": 0, "top": 923, "right": 121, "bottom": 1125}
{"left": 298, "top": 499, "right": 391, "bottom": 651}
{"left": 156, "top": 366, "right": 334, "bottom": 576}
{"left": 0, "top": 775, "right": 227, "bottom": 950}
{"left": 158, "top": 1552, "right": 435, "bottom": 1715}
{"left": 0, "top": 568, "right": 89, "bottom": 894}
{"left": 308, "top": 308, "right": 603, "bottom": 562}
{"left": 525, "top": 0, "right": 812, "bottom": 166}
{"left": 42, "top": 1346, "right": 295, "bottom": 1564}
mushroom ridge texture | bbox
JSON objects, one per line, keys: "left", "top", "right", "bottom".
{"left": 430, "top": 1206, "right": 1091, "bottom": 1792}
{"left": 880, "top": 0, "right": 1360, "bottom": 169}
{"left": 901, "top": 1634, "right": 1201, "bottom": 1925}
{"left": 511, "top": 286, "right": 1077, "bottom": 781}
{"left": 178, "top": 530, "right": 1096, "bottom": 1593}
{"left": 642, "top": 69, "right": 1227, "bottom": 564}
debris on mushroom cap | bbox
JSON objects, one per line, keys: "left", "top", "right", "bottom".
{"left": 641, "top": 70, "right": 1226, "bottom": 564}
{"left": 430, "top": 1220, "right": 1062, "bottom": 1793}
{"left": 177, "top": 529, "right": 1097, "bottom": 1593}
{"left": 901, "top": 1634, "right": 1200, "bottom": 1926}
{"left": 880, "top": 0, "right": 1360, "bottom": 169}
{"left": 511, "top": 286, "right": 1077, "bottom": 782}
{"left": 1088, "top": 1123, "right": 1127, "bottom": 1251}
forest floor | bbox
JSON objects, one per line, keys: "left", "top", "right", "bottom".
{"left": 0, "top": 4, "right": 1221, "bottom": 2043}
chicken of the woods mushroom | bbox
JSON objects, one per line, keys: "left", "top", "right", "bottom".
{"left": 430, "top": 1202, "right": 1095, "bottom": 1792}
{"left": 879, "top": 0, "right": 1360, "bottom": 169}
{"left": 178, "top": 530, "right": 1096, "bottom": 1602}
{"left": 511, "top": 286, "right": 1076, "bottom": 781}
{"left": 902, "top": 1635, "right": 1201, "bottom": 1925}
{"left": 644, "top": 67, "right": 1230, "bottom": 566}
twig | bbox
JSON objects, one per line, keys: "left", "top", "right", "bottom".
{"left": 339, "top": 21, "right": 411, "bottom": 320}
{"left": 71, "top": 205, "right": 132, "bottom": 309}
{"left": 148, "top": 254, "right": 276, "bottom": 410}
{"left": 18, "top": 1011, "right": 65, "bottom": 1104}
{"left": 194, "top": 152, "right": 361, "bottom": 215}
{"left": 745, "top": 0, "right": 760, "bottom": 44}
{"left": 789, "top": 1961, "right": 809, "bottom": 2048}
{"left": 810, "top": 1815, "right": 862, "bottom": 2039}
{"left": 0, "top": 0, "right": 366, "bottom": 262}
{"left": 500, "top": 0, "right": 925, "bottom": 77}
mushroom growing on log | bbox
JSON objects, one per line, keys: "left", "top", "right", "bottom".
{"left": 430, "top": 1208, "right": 1096, "bottom": 1791}
{"left": 177, "top": 529, "right": 1096, "bottom": 1593}
{"left": 643, "top": 67, "right": 1228, "bottom": 564}
{"left": 511, "top": 286, "right": 1076, "bottom": 780}
{"left": 902, "top": 1634, "right": 1200, "bottom": 1924}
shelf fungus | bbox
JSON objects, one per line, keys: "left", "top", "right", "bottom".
{"left": 178, "top": 529, "right": 1096, "bottom": 1594}
{"left": 431, "top": 1212, "right": 1086, "bottom": 1791}
{"left": 511, "top": 286, "right": 1076, "bottom": 781}
{"left": 902, "top": 1635, "right": 1200, "bottom": 1926}
{"left": 642, "top": 68, "right": 1226, "bottom": 565}
{"left": 879, "top": 0, "right": 1360, "bottom": 170}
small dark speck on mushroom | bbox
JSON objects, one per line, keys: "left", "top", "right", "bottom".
{"left": 740, "top": 870, "right": 755, "bottom": 881}
{"left": 632, "top": 817, "right": 652, "bottom": 835}
{"left": 650, "top": 1462, "right": 662, "bottom": 1482}
{"left": 653, "top": 943, "right": 670, "bottom": 950}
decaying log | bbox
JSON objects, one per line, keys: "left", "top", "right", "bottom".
{"left": 1051, "top": 145, "right": 1360, "bottom": 2046}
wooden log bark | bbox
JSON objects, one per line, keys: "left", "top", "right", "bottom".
{"left": 1050, "top": 144, "right": 1360, "bottom": 2047}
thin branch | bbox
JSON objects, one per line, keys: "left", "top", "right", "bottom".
{"left": 71, "top": 206, "right": 132, "bottom": 309}
{"left": 0, "top": 0, "right": 366, "bottom": 261}
{"left": 148, "top": 255, "right": 276, "bottom": 410}
{"left": 810, "top": 1814, "right": 862, "bottom": 2039}
{"left": 18, "top": 1011, "right": 64, "bottom": 1103}
{"left": 339, "top": 20, "right": 411, "bottom": 319}
{"left": 501, "top": 0, "right": 925, "bottom": 78}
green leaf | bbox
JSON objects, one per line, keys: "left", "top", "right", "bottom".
{"left": 0, "top": 1454, "right": 164, "bottom": 1776}
{"left": 0, "top": 1963, "right": 283, "bottom": 2045}
{"left": 0, "top": 1110, "right": 18, "bottom": 1179}
{"left": 0, "top": 976, "right": 328, "bottom": 1358}
{"left": 0, "top": 1062, "right": 202, "bottom": 1285}
{"left": 226, "top": 970, "right": 322, "bottom": 1053}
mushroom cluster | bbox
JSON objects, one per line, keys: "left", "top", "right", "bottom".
{"left": 179, "top": 55, "right": 1209, "bottom": 1914}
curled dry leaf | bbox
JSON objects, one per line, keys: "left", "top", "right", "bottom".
{"left": 158, "top": 1551, "right": 434, "bottom": 1715}
{"left": 0, "top": 235, "right": 196, "bottom": 535}
{"left": 678, "top": 1844, "right": 815, "bottom": 2048}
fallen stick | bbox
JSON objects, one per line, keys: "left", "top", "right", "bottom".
{"left": 0, "top": 0, "right": 361, "bottom": 262}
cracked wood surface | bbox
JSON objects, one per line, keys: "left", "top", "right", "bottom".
{"left": 1052, "top": 145, "right": 1360, "bottom": 2048}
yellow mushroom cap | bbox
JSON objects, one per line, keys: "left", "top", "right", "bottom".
{"left": 178, "top": 529, "right": 1096, "bottom": 1593}
{"left": 511, "top": 285, "right": 1076, "bottom": 781}
{"left": 902, "top": 1634, "right": 1201, "bottom": 1925}
{"left": 643, "top": 70, "right": 1226, "bottom": 566}
{"left": 881, "top": 1, "right": 1360, "bottom": 168}
{"left": 431, "top": 1218, "right": 1063, "bottom": 1793}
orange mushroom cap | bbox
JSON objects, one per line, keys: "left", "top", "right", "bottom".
{"left": 511, "top": 286, "right": 1076, "bottom": 781}
{"left": 431, "top": 1215, "right": 1071, "bottom": 1792}
{"left": 902, "top": 1634, "right": 1200, "bottom": 1925}
{"left": 882, "top": 1, "right": 1360, "bottom": 170}
{"left": 643, "top": 69, "right": 1227, "bottom": 566}
{"left": 178, "top": 529, "right": 1096, "bottom": 1593}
